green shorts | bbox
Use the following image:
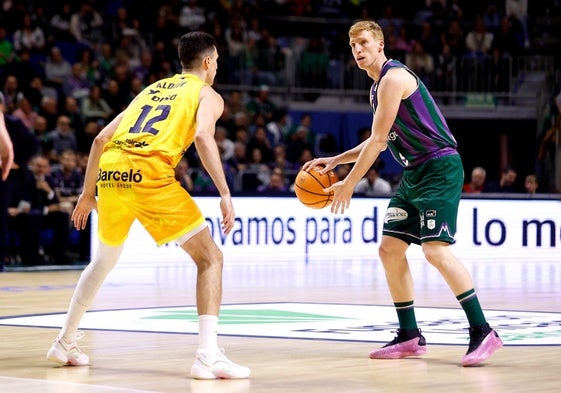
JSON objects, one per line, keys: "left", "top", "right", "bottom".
{"left": 382, "top": 153, "right": 464, "bottom": 245}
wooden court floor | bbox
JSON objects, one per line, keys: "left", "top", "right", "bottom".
{"left": 0, "top": 255, "right": 560, "bottom": 393}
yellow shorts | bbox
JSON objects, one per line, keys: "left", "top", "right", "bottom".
{"left": 96, "top": 150, "right": 205, "bottom": 246}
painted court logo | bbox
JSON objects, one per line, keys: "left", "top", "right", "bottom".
{"left": 1, "top": 303, "right": 560, "bottom": 346}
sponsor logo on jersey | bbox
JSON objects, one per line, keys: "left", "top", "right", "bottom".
{"left": 97, "top": 169, "right": 143, "bottom": 183}
{"left": 426, "top": 210, "right": 437, "bottom": 218}
{"left": 384, "top": 207, "right": 408, "bottom": 223}
{"left": 113, "top": 138, "right": 149, "bottom": 149}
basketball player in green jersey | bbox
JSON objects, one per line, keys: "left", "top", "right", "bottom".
{"left": 304, "top": 20, "right": 502, "bottom": 366}
{"left": 47, "top": 32, "right": 250, "bottom": 379}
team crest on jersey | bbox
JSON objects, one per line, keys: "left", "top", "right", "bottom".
{"left": 427, "top": 219, "right": 436, "bottom": 230}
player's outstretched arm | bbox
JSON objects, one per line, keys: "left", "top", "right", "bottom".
{"left": 302, "top": 139, "right": 369, "bottom": 174}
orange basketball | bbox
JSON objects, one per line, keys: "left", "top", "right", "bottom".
{"left": 294, "top": 167, "right": 339, "bottom": 209}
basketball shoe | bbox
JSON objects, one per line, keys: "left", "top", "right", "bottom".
{"left": 46, "top": 332, "right": 90, "bottom": 366}
{"left": 190, "top": 348, "right": 250, "bottom": 379}
{"left": 369, "top": 328, "right": 427, "bottom": 359}
{"left": 461, "top": 324, "right": 503, "bottom": 366}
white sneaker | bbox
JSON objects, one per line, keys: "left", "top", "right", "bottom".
{"left": 190, "top": 348, "right": 250, "bottom": 379}
{"left": 46, "top": 332, "right": 90, "bottom": 366}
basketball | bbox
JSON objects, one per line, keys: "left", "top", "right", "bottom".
{"left": 294, "top": 167, "right": 339, "bottom": 209}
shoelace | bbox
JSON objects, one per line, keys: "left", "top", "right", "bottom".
{"left": 215, "top": 348, "right": 230, "bottom": 361}
{"left": 467, "top": 328, "right": 487, "bottom": 352}
{"left": 383, "top": 329, "right": 404, "bottom": 346}
{"left": 207, "top": 347, "right": 235, "bottom": 365}
{"left": 384, "top": 328, "right": 422, "bottom": 347}
{"left": 59, "top": 331, "right": 86, "bottom": 350}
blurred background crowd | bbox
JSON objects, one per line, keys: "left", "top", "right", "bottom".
{"left": 0, "top": 0, "right": 559, "bottom": 268}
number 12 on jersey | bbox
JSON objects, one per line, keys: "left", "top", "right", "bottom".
{"left": 129, "top": 104, "right": 171, "bottom": 135}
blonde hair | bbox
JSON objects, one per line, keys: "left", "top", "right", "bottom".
{"left": 349, "top": 20, "right": 384, "bottom": 41}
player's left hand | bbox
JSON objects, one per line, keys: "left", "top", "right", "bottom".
{"left": 324, "top": 180, "right": 353, "bottom": 214}
{"left": 302, "top": 156, "right": 337, "bottom": 174}
{"left": 219, "top": 195, "right": 235, "bottom": 235}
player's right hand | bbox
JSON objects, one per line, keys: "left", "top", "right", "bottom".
{"left": 71, "top": 194, "right": 97, "bottom": 230}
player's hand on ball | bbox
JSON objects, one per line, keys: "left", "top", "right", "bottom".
{"left": 324, "top": 180, "right": 353, "bottom": 214}
{"left": 295, "top": 167, "right": 338, "bottom": 209}
{"left": 302, "top": 156, "right": 337, "bottom": 174}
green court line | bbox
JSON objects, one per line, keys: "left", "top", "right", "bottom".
{"left": 142, "top": 309, "right": 350, "bottom": 324}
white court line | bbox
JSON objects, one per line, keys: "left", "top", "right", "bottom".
{"left": 0, "top": 376, "right": 251, "bottom": 393}
{"left": 0, "top": 376, "right": 160, "bottom": 393}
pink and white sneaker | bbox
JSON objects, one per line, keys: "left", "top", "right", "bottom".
{"left": 190, "top": 348, "right": 250, "bottom": 379}
{"left": 369, "top": 329, "right": 427, "bottom": 359}
{"left": 46, "top": 332, "right": 90, "bottom": 366}
{"left": 462, "top": 324, "right": 503, "bottom": 366}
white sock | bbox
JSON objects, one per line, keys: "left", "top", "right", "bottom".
{"left": 198, "top": 314, "right": 218, "bottom": 353}
{"left": 60, "top": 299, "right": 88, "bottom": 343}
{"left": 60, "top": 242, "right": 123, "bottom": 343}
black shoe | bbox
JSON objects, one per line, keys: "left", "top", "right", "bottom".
{"left": 462, "top": 323, "right": 503, "bottom": 366}
{"left": 389, "top": 328, "right": 426, "bottom": 346}
{"left": 465, "top": 323, "right": 492, "bottom": 355}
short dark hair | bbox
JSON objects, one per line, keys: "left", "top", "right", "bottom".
{"left": 178, "top": 32, "right": 217, "bottom": 70}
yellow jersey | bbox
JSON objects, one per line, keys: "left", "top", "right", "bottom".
{"left": 105, "top": 73, "right": 206, "bottom": 169}
{"left": 95, "top": 73, "right": 208, "bottom": 246}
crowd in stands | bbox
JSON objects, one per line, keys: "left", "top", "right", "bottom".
{"left": 0, "top": 0, "right": 555, "bottom": 268}
{"left": 463, "top": 165, "right": 547, "bottom": 194}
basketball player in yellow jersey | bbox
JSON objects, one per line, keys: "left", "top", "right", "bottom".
{"left": 46, "top": 32, "right": 250, "bottom": 380}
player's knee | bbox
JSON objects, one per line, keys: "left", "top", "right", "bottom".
{"left": 378, "top": 240, "right": 400, "bottom": 267}
{"left": 378, "top": 242, "right": 391, "bottom": 262}
{"left": 212, "top": 248, "right": 224, "bottom": 268}
{"left": 196, "top": 246, "right": 223, "bottom": 270}
{"left": 378, "top": 236, "right": 409, "bottom": 264}
{"left": 421, "top": 243, "right": 447, "bottom": 267}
